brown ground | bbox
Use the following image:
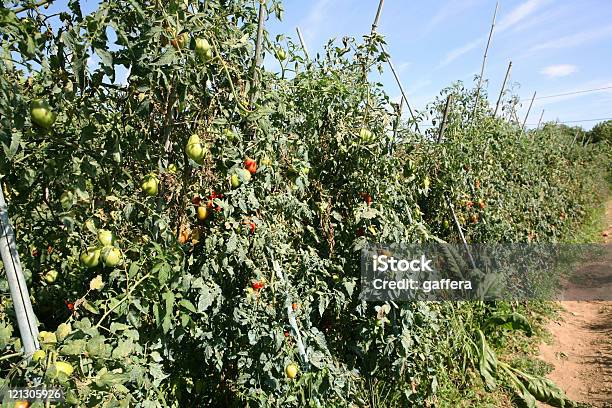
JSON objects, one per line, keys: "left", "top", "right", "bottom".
{"left": 538, "top": 200, "right": 612, "bottom": 407}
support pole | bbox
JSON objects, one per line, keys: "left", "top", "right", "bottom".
{"left": 445, "top": 195, "right": 477, "bottom": 270}
{"left": 436, "top": 104, "right": 476, "bottom": 270}
{"left": 370, "top": 0, "right": 385, "bottom": 35}
{"left": 536, "top": 109, "right": 545, "bottom": 129}
{"left": 0, "top": 182, "right": 39, "bottom": 356}
{"left": 437, "top": 94, "right": 454, "bottom": 143}
{"left": 471, "top": 2, "right": 499, "bottom": 120}
{"left": 250, "top": 0, "right": 266, "bottom": 106}
{"left": 522, "top": 91, "right": 536, "bottom": 130}
{"left": 493, "top": 61, "right": 512, "bottom": 116}
{"left": 295, "top": 27, "right": 310, "bottom": 61}
{"left": 384, "top": 46, "right": 420, "bottom": 133}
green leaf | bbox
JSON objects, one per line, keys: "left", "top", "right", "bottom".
{"left": 178, "top": 299, "right": 197, "bottom": 313}
{"left": 486, "top": 312, "right": 533, "bottom": 337}
{"left": 476, "top": 330, "right": 498, "bottom": 391}
{"left": 161, "top": 291, "right": 175, "bottom": 334}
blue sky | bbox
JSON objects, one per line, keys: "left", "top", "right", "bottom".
{"left": 43, "top": 0, "right": 612, "bottom": 129}
{"left": 266, "top": 0, "right": 612, "bottom": 129}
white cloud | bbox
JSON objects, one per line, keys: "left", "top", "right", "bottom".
{"left": 530, "top": 26, "right": 612, "bottom": 51}
{"left": 540, "top": 64, "right": 577, "bottom": 78}
{"left": 437, "top": 38, "right": 482, "bottom": 68}
{"left": 497, "top": 0, "right": 549, "bottom": 32}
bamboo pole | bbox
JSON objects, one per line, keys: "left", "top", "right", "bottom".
{"left": 370, "top": 0, "right": 385, "bottom": 35}
{"left": 437, "top": 94, "right": 454, "bottom": 143}
{"left": 445, "top": 196, "right": 477, "bottom": 270}
{"left": 0, "top": 183, "right": 39, "bottom": 357}
{"left": 493, "top": 61, "right": 512, "bottom": 116}
{"left": 522, "top": 91, "right": 536, "bottom": 130}
{"left": 295, "top": 27, "right": 310, "bottom": 61}
{"left": 536, "top": 109, "right": 545, "bottom": 129}
{"left": 250, "top": 0, "right": 266, "bottom": 105}
{"left": 384, "top": 47, "right": 420, "bottom": 133}
{"left": 471, "top": 2, "right": 499, "bottom": 120}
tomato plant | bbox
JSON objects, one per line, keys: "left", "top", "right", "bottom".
{"left": 0, "top": 0, "right": 609, "bottom": 407}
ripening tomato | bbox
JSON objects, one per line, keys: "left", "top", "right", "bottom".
{"left": 196, "top": 206, "right": 209, "bottom": 221}
{"left": 285, "top": 363, "right": 298, "bottom": 379}
{"left": 292, "top": 302, "right": 298, "bottom": 311}
{"left": 244, "top": 158, "right": 257, "bottom": 175}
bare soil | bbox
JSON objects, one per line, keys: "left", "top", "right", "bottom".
{"left": 538, "top": 200, "right": 612, "bottom": 407}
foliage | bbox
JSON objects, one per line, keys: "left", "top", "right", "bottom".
{"left": 0, "top": 0, "right": 610, "bottom": 406}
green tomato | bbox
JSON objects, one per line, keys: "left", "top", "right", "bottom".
{"left": 80, "top": 247, "right": 101, "bottom": 268}
{"left": 167, "top": 164, "right": 177, "bottom": 173}
{"left": 101, "top": 246, "right": 122, "bottom": 268}
{"left": 60, "top": 190, "right": 74, "bottom": 209}
{"left": 223, "top": 128, "right": 235, "bottom": 141}
{"left": 186, "top": 134, "right": 206, "bottom": 164}
{"left": 276, "top": 48, "right": 287, "bottom": 61}
{"left": 54, "top": 361, "right": 74, "bottom": 377}
{"left": 97, "top": 229, "right": 114, "bottom": 246}
{"left": 359, "top": 128, "right": 373, "bottom": 142}
{"left": 195, "top": 38, "right": 213, "bottom": 61}
{"left": 44, "top": 270, "right": 58, "bottom": 284}
{"left": 230, "top": 173, "right": 241, "bottom": 188}
{"left": 260, "top": 156, "right": 272, "bottom": 166}
{"left": 32, "top": 349, "right": 46, "bottom": 362}
{"left": 141, "top": 174, "right": 159, "bottom": 196}
{"left": 30, "top": 99, "right": 57, "bottom": 129}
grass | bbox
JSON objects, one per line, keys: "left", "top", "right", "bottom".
{"left": 490, "top": 189, "right": 610, "bottom": 406}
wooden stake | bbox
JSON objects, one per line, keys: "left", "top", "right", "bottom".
{"left": 295, "top": 27, "right": 310, "bottom": 61}
{"left": 250, "top": 1, "right": 266, "bottom": 105}
{"left": 493, "top": 61, "right": 512, "bottom": 116}
{"left": 437, "top": 94, "right": 454, "bottom": 143}
{"left": 471, "top": 2, "right": 499, "bottom": 120}
{"left": 522, "top": 91, "right": 536, "bottom": 130}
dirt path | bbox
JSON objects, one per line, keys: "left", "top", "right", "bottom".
{"left": 538, "top": 200, "right": 612, "bottom": 407}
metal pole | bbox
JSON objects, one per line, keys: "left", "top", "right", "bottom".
{"left": 522, "top": 91, "right": 536, "bottom": 130}
{"left": 0, "top": 182, "right": 39, "bottom": 356}
{"left": 295, "top": 27, "right": 310, "bottom": 61}
{"left": 471, "top": 2, "right": 499, "bottom": 120}
{"left": 493, "top": 61, "right": 512, "bottom": 116}
{"left": 437, "top": 94, "right": 454, "bottom": 143}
